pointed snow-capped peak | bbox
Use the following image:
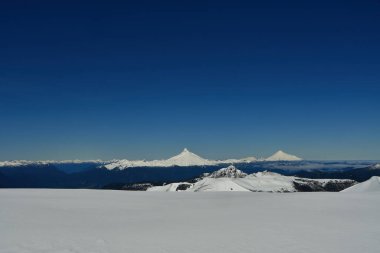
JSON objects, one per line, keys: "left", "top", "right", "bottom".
{"left": 208, "top": 165, "right": 247, "bottom": 178}
{"left": 180, "top": 148, "right": 190, "bottom": 154}
{"left": 265, "top": 150, "right": 302, "bottom": 161}
{"left": 165, "top": 148, "right": 215, "bottom": 166}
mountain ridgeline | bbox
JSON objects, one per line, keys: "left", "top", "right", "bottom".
{"left": 0, "top": 149, "right": 379, "bottom": 190}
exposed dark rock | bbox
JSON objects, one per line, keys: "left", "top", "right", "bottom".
{"left": 176, "top": 183, "right": 192, "bottom": 191}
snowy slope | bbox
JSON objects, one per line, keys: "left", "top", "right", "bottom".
{"left": 265, "top": 150, "right": 302, "bottom": 161}
{"left": 189, "top": 178, "right": 251, "bottom": 191}
{"left": 147, "top": 166, "right": 352, "bottom": 192}
{"left": 341, "top": 176, "right": 380, "bottom": 193}
{"left": 164, "top": 148, "right": 214, "bottom": 166}
{"left": 151, "top": 171, "right": 296, "bottom": 192}
{"left": 1, "top": 189, "right": 379, "bottom": 253}
{"left": 147, "top": 182, "right": 192, "bottom": 192}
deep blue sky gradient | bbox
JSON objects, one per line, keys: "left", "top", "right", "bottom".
{"left": 0, "top": 0, "right": 379, "bottom": 160}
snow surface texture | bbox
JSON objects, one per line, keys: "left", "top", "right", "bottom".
{"left": 0, "top": 189, "right": 379, "bottom": 253}
{"left": 148, "top": 166, "right": 353, "bottom": 192}
{"left": 342, "top": 176, "right": 380, "bottom": 193}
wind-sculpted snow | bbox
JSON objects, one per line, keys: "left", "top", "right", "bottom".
{"left": 148, "top": 166, "right": 355, "bottom": 192}
{"left": 0, "top": 189, "right": 379, "bottom": 253}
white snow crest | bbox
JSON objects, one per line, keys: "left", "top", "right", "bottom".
{"left": 341, "top": 176, "right": 380, "bottom": 193}
{"left": 265, "top": 150, "right": 302, "bottom": 161}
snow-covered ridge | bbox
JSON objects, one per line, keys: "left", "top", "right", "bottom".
{"left": 341, "top": 176, "right": 380, "bottom": 193}
{"left": 148, "top": 165, "right": 354, "bottom": 192}
{"left": 0, "top": 160, "right": 107, "bottom": 167}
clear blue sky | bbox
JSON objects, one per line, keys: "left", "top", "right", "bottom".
{"left": 0, "top": 0, "right": 379, "bottom": 160}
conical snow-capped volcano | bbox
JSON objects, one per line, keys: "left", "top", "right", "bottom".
{"left": 165, "top": 148, "right": 215, "bottom": 166}
{"left": 265, "top": 150, "right": 302, "bottom": 161}
{"left": 104, "top": 148, "right": 216, "bottom": 169}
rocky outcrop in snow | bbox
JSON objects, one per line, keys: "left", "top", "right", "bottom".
{"left": 208, "top": 165, "right": 247, "bottom": 178}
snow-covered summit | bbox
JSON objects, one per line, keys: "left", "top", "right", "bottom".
{"left": 105, "top": 148, "right": 216, "bottom": 169}
{"left": 342, "top": 176, "right": 380, "bottom": 193}
{"left": 165, "top": 148, "right": 214, "bottom": 166}
{"left": 265, "top": 150, "right": 302, "bottom": 161}
{"left": 208, "top": 165, "right": 247, "bottom": 178}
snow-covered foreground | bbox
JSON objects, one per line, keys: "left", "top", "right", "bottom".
{"left": 1, "top": 190, "right": 379, "bottom": 253}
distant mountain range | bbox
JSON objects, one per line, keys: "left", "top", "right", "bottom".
{"left": 0, "top": 150, "right": 379, "bottom": 189}
{"left": 0, "top": 148, "right": 302, "bottom": 170}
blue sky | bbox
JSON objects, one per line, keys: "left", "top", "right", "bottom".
{"left": 0, "top": 0, "right": 379, "bottom": 160}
